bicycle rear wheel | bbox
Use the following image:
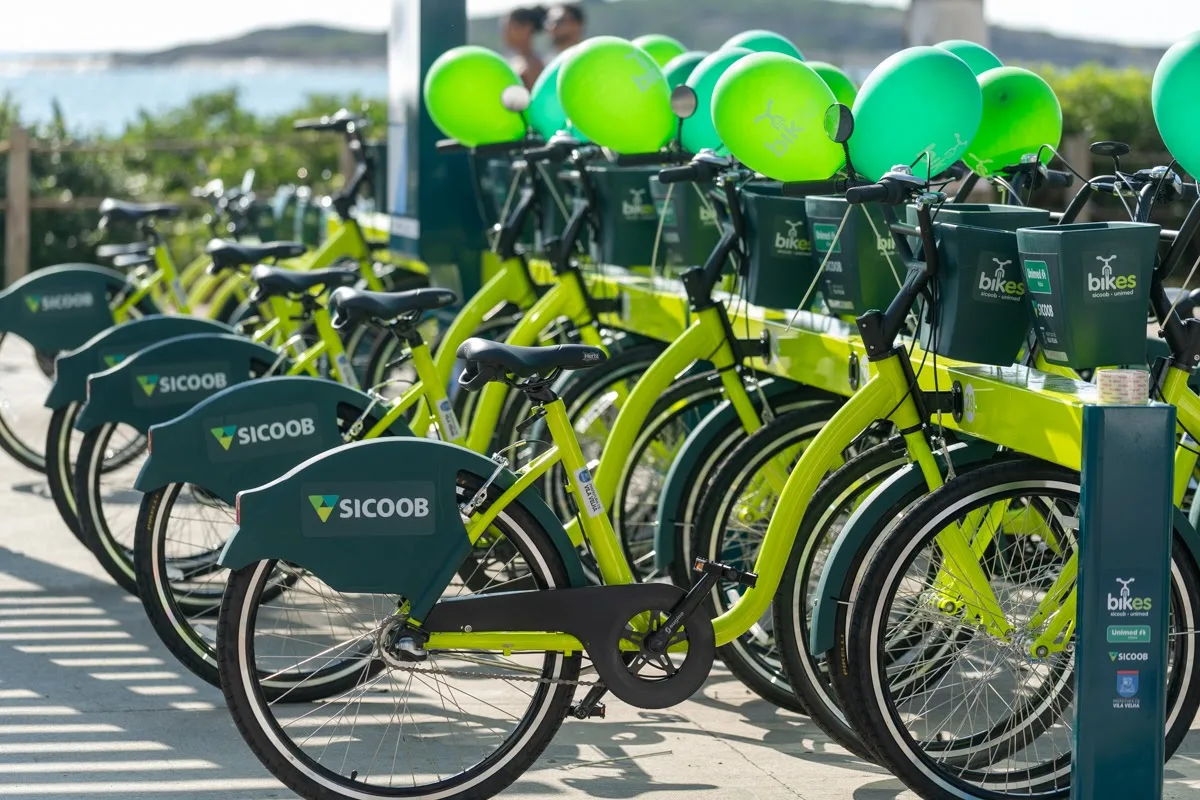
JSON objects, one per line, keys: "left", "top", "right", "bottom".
{"left": 218, "top": 471, "right": 581, "bottom": 800}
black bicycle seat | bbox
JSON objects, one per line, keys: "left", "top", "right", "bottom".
{"left": 99, "top": 199, "right": 181, "bottom": 225}
{"left": 456, "top": 339, "right": 606, "bottom": 378}
{"left": 206, "top": 239, "right": 308, "bottom": 271}
{"left": 248, "top": 265, "right": 359, "bottom": 299}
{"left": 328, "top": 286, "right": 458, "bottom": 326}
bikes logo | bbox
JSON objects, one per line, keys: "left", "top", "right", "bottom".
{"left": 300, "top": 481, "right": 437, "bottom": 536}
{"left": 774, "top": 219, "right": 812, "bottom": 256}
{"left": 876, "top": 233, "right": 896, "bottom": 256}
{"left": 976, "top": 258, "right": 1026, "bottom": 302}
{"left": 756, "top": 100, "right": 803, "bottom": 158}
{"left": 621, "top": 188, "right": 656, "bottom": 221}
{"left": 136, "top": 372, "right": 228, "bottom": 397}
{"left": 918, "top": 133, "right": 970, "bottom": 176}
{"left": 23, "top": 292, "right": 96, "bottom": 313}
{"left": 1107, "top": 577, "right": 1153, "bottom": 617}
{"left": 1086, "top": 254, "right": 1137, "bottom": 299}
{"left": 211, "top": 417, "right": 317, "bottom": 452}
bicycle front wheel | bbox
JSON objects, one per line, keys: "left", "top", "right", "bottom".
{"left": 844, "top": 459, "right": 1200, "bottom": 800}
{"left": 218, "top": 471, "right": 581, "bottom": 800}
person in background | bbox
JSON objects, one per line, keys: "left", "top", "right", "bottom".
{"left": 546, "top": 3, "right": 586, "bottom": 54}
{"left": 503, "top": 6, "right": 547, "bottom": 88}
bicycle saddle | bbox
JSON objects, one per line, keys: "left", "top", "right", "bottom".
{"left": 248, "top": 265, "right": 359, "bottom": 299}
{"left": 206, "top": 239, "right": 308, "bottom": 272}
{"left": 99, "top": 199, "right": 181, "bottom": 224}
{"left": 328, "top": 286, "right": 458, "bottom": 327}
{"left": 457, "top": 339, "right": 606, "bottom": 380}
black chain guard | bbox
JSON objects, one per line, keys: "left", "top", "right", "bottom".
{"left": 423, "top": 583, "right": 716, "bottom": 708}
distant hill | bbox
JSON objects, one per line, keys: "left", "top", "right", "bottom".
{"left": 111, "top": 24, "right": 386, "bottom": 66}
{"left": 109, "top": 4, "right": 1165, "bottom": 72}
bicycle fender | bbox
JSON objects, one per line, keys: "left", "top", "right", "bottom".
{"left": 221, "top": 438, "right": 586, "bottom": 618}
{"left": 809, "top": 440, "right": 1000, "bottom": 656}
{"left": 0, "top": 263, "right": 153, "bottom": 353}
{"left": 74, "top": 333, "right": 278, "bottom": 435}
{"left": 46, "top": 316, "right": 232, "bottom": 410}
{"left": 652, "top": 378, "right": 827, "bottom": 574}
{"left": 1172, "top": 507, "right": 1200, "bottom": 571}
{"left": 134, "top": 376, "right": 413, "bottom": 504}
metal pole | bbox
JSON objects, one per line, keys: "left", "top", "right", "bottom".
{"left": 5, "top": 125, "right": 30, "bottom": 287}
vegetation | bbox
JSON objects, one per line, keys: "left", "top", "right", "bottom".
{"left": 0, "top": 90, "right": 387, "bottom": 271}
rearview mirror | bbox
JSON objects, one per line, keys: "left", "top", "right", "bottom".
{"left": 670, "top": 85, "right": 699, "bottom": 120}
{"left": 824, "top": 104, "right": 854, "bottom": 144}
{"left": 502, "top": 85, "right": 531, "bottom": 114}
{"left": 1090, "top": 141, "right": 1130, "bottom": 159}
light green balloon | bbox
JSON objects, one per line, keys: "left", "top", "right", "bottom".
{"left": 721, "top": 30, "right": 803, "bottom": 60}
{"left": 935, "top": 39, "right": 1003, "bottom": 76}
{"left": 712, "top": 52, "right": 844, "bottom": 181}
{"left": 528, "top": 47, "right": 574, "bottom": 140}
{"left": 964, "top": 67, "right": 1062, "bottom": 177}
{"left": 663, "top": 50, "right": 708, "bottom": 89}
{"left": 850, "top": 46, "right": 983, "bottom": 182}
{"left": 633, "top": 34, "right": 687, "bottom": 68}
{"left": 422, "top": 46, "right": 525, "bottom": 147}
{"left": 680, "top": 47, "right": 753, "bottom": 154}
{"left": 558, "top": 36, "right": 675, "bottom": 154}
{"left": 808, "top": 61, "right": 858, "bottom": 107}
{"left": 1154, "top": 31, "right": 1200, "bottom": 181}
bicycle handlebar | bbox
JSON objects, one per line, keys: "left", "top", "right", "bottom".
{"left": 612, "top": 150, "right": 692, "bottom": 167}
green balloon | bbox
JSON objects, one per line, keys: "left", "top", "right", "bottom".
{"left": 935, "top": 39, "right": 1003, "bottom": 76}
{"left": 964, "top": 67, "right": 1062, "bottom": 177}
{"left": 633, "top": 34, "right": 687, "bottom": 68}
{"left": 721, "top": 30, "right": 803, "bottom": 60}
{"left": 712, "top": 52, "right": 844, "bottom": 181}
{"left": 423, "top": 46, "right": 525, "bottom": 147}
{"left": 663, "top": 50, "right": 708, "bottom": 89}
{"left": 1154, "top": 31, "right": 1200, "bottom": 181}
{"left": 850, "top": 46, "right": 983, "bottom": 182}
{"left": 681, "top": 47, "right": 753, "bottom": 154}
{"left": 558, "top": 36, "right": 675, "bottom": 154}
{"left": 528, "top": 47, "right": 574, "bottom": 139}
{"left": 808, "top": 61, "right": 858, "bottom": 107}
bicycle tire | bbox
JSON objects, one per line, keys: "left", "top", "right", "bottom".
{"left": 218, "top": 470, "right": 580, "bottom": 800}
{"left": 690, "top": 404, "right": 841, "bottom": 714}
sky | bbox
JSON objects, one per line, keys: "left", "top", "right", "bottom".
{"left": 0, "top": 0, "right": 1196, "bottom": 54}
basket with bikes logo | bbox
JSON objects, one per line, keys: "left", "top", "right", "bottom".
{"left": 585, "top": 165, "right": 662, "bottom": 268}
{"left": 648, "top": 176, "right": 723, "bottom": 272}
{"left": 804, "top": 195, "right": 903, "bottom": 316}
{"left": 909, "top": 204, "right": 1051, "bottom": 366}
{"left": 740, "top": 182, "right": 821, "bottom": 310}
{"left": 1016, "top": 221, "right": 1159, "bottom": 369}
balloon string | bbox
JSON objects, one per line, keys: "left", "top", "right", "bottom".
{"left": 493, "top": 165, "right": 523, "bottom": 251}
{"left": 1164, "top": 251, "right": 1200, "bottom": 331}
{"left": 650, "top": 181, "right": 674, "bottom": 274}
{"left": 536, "top": 162, "right": 573, "bottom": 224}
{"left": 785, "top": 204, "right": 852, "bottom": 334}
{"left": 859, "top": 204, "right": 904, "bottom": 290}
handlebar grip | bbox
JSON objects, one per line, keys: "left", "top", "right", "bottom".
{"left": 846, "top": 183, "right": 891, "bottom": 205}
{"left": 1180, "top": 182, "right": 1200, "bottom": 202}
{"left": 436, "top": 138, "right": 466, "bottom": 153}
{"left": 1044, "top": 169, "right": 1074, "bottom": 188}
{"left": 658, "top": 165, "right": 700, "bottom": 184}
{"left": 293, "top": 118, "right": 330, "bottom": 131}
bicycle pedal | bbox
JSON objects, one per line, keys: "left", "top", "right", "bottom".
{"left": 569, "top": 702, "right": 605, "bottom": 719}
{"left": 692, "top": 558, "right": 758, "bottom": 588}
